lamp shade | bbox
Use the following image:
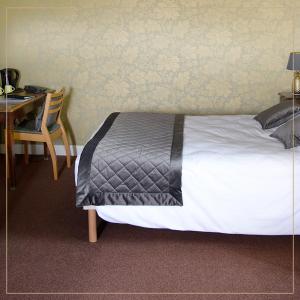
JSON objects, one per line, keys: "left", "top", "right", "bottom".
{"left": 287, "top": 52, "right": 300, "bottom": 70}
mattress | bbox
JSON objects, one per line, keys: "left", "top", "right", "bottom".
{"left": 75, "top": 115, "right": 300, "bottom": 235}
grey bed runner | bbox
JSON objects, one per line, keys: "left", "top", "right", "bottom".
{"left": 76, "top": 112, "right": 184, "bottom": 207}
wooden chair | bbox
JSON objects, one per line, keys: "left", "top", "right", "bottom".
{"left": 13, "top": 88, "right": 71, "bottom": 180}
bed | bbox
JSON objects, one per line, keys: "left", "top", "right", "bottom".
{"left": 75, "top": 114, "right": 300, "bottom": 242}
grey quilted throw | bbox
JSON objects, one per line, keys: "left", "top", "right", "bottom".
{"left": 76, "top": 112, "right": 184, "bottom": 207}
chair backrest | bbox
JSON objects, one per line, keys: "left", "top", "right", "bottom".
{"left": 41, "top": 88, "right": 65, "bottom": 131}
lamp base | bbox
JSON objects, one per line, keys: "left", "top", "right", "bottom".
{"left": 292, "top": 71, "right": 300, "bottom": 95}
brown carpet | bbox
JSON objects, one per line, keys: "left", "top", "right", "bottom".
{"left": 0, "top": 154, "right": 299, "bottom": 300}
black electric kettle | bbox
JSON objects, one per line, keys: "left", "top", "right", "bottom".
{"left": 0, "top": 68, "right": 20, "bottom": 90}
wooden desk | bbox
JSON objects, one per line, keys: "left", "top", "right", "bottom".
{"left": 278, "top": 92, "right": 300, "bottom": 102}
{"left": 0, "top": 93, "right": 46, "bottom": 188}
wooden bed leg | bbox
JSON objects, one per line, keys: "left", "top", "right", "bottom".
{"left": 88, "top": 209, "right": 97, "bottom": 243}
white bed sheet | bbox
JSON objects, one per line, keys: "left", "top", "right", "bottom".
{"left": 75, "top": 115, "right": 300, "bottom": 235}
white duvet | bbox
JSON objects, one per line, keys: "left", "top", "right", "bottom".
{"left": 75, "top": 115, "right": 300, "bottom": 235}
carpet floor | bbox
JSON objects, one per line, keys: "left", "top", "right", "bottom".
{"left": 0, "top": 154, "right": 299, "bottom": 300}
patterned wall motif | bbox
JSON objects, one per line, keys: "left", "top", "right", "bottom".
{"left": 0, "top": 3, "right": 6, "bottom": 69}
{"left": 1, "top": 0, "right": 299, "bottom": 144}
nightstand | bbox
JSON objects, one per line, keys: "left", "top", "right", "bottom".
{"left": 278, "top": 92, "right": 300, "bottom": 103}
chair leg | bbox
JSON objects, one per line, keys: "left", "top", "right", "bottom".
{"left": 60, "top": 126, "right": 71, "bottom": 168}
{"left": 45, "top": 138, "right": 58, "bottom": 180}
{"left": 24, "top": 141, "right": 29, "bottom": 164}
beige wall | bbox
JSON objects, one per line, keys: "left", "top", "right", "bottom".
{"left": 0, "top": 1, "right": 5, "bottom": 68}
{"left": 1, "top": 0, "right": 300, "bottom": 144}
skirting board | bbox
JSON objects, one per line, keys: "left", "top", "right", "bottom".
{"left": 0, "top": 143, "right": 83, "bottom": 157}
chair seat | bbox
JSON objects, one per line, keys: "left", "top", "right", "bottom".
{"left": 14, "top": 119, "right": 60, "bottom": 134}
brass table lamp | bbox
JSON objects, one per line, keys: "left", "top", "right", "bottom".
{"left": 287, "top": 52, "right": 300, "bottom": 95}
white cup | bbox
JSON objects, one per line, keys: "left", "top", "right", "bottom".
{"left": 4, "top": 85, "right": 15, "bottom": 94}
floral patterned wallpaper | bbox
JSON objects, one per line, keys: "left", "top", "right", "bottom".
{"left": 1, "top": 0, "right": 300, "bottom": 144}
{"left": 0, "top": 3, "right": 5, "bottom": 70}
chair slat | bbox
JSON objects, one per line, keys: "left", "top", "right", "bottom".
{"left": 50, "top": 95, "right": 63, "bottom": 102}
{"left": 49, "top": 98, "right": 63, "bottom": 106}
{"left": 48, "top": 106, "right": 61, "bottom": 114}
{"left": 50, "top": 90, "right": 64, "bottom": 98}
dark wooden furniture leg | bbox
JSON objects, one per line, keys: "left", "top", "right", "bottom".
{"left": 6, "top": 116, "right": 16, "bottom": 189}
{"left": 43, "top": 142, "right": 49, "bottom": 160}
{"left": 24, "top": 141, "right": 29, "bottom": 164}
